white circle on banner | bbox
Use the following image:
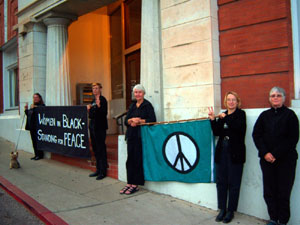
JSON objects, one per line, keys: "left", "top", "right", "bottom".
{"left": 163, "top": 132, "right": 200, "bottom": 174}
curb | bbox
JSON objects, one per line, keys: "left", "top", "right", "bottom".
{"left": 0, "top": 176, "right": 68, "bottom": 225}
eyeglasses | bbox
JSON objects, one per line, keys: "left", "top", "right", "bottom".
{"left": 270, "top": 94, "right": 283, "bottom": 98}
{"left": 227, "top": 98, "right": 237, "bottom": 102}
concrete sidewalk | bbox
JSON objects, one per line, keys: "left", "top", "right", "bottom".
{"left": 0, "top": 137, "right": 265, "bottom": 225}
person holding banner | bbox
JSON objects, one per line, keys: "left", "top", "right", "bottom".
{"left": 208, "top": 91, "right": 246, "bottom": 223}
{"left": 25, "top": 93, "right": 45, "bottom": 160}
{"left": 119, "top": 84, "right": 156, "bottom": 195}
{"left": 252, "top": 87, "right": 299, "bottom": 225}
{"left": 87, "top": 83, "right": 108, "bottom": 180}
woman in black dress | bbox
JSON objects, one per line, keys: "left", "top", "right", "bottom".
{"left": 208, "top": 91, "right": 246, "bottom": 223}
{"left": 120, "top": 84, "right": 156, "bottom": 195}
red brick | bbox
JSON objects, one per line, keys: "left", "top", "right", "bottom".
{"left": 7, "top": 0, "right": 17, "bottom": 41}
{"left": 218, "top": 0, "right": 236, "bottom": 6}
{"left": 220, "top": 19, "right": 288, "bottom": 56}
{"left": 221, "top": 73, "right": 291, "bottom": 108}
{"left": 219, "top": 0, "right": 287, "bottom": 31}
{"left": 0, "top": 52, "right": 2, "bottom": 113}
{"left": 0, "top": 1, "right": 4, "bottom": 46}
{"left": 221, "top": 48, "right": 289, "bottom": 77}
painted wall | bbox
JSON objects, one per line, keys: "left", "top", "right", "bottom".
{"left": 219, "top": 0, "right": 294, "bottom": 108}
{"left": 18, "top": 0, "right": 35, "bottom": 11}
{"left": 118, "top": 108, "right": 300, "bottom": 224}
{"left": 68, "top": 7, "right": 118, "bottom": 133}
{"left": 68, "top": 7, "right": 111, "bottom": 105}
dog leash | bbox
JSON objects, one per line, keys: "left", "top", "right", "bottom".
{"left": 14, "top": 112, "right": 26, "bottom": 153}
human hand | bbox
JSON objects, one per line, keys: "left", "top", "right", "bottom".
{"left": 208, "top": 107, "right": 215, "bottom": 120}
{"left": 264, "top": 153, "right": 276, "bottom": 163}
{"left": 128, "top": 117, "right": 141, "bottom": 127}
{"left": 95, "top": 98, "right": 101, "bottom": 107}
{"left": 131, "top": 117, "right": 141, "bottom": 124}
{"left": 24, "top": 103, "right": 28, "bottom": 110}
{"left": 219, "top": 113, "right": 226, "bottom": 119}
{"left": 87, "top": 104, "right": 91, "bottom": 111}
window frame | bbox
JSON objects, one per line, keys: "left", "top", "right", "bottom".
{"left": 5, "top": 62, "right": 18, "bottom": 110}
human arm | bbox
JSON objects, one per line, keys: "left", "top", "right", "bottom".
{"left": 271, "top": 110, "right": 299, "bottom": 160}
{"left": 252, "top": 113, "right": 269, "bottom": 159}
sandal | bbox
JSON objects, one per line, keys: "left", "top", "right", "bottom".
{"left": 125, "top": 186, "right": 139, "bottom": 195}
{"left": 120, "top": 185, "right": 131, "bottom": 194}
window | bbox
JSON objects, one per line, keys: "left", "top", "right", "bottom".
{"left": 7, "top": 66, "right": 18, "bottom": 108}
{"left": 124, "top": 0, "right": 141, "bottom": 48}
{"left": 110, "top": 7, "right": 123, "bottom": 99}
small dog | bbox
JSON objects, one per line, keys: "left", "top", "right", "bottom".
{"left": 10, "top": 152, "right": 20, "bottom": 169}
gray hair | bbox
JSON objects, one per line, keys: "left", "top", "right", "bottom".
{"left": 133, "top": 84, "right": 146, "bottom": 94}
{"left": 269, "top": 86, "right": 286, "bottom": 102}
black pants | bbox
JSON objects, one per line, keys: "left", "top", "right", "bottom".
{"left": 216, "top": 140, "right": 243, "bottom": 211}
{"left": 260, "top": 157, "right": 297, "bottom": 224}
{"left": 30, "top": 130, "right": 44, "bottom": 158}
{"left": 90, "top": 129, "right": 107, "bottom": 175}
{"left": 126, "top": 138, "right": 144, "bottom": 185}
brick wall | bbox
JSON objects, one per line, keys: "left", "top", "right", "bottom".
{"left": 0, "top": 0, "right": 4, "bottom": 46}
{"left": 218, "top": 0, "right": 294, "bottom": 108}
{"left": 7, "top": 0, "right": 17, "bottom": 41}
{"left": 0, "top": 51, "right": 3, "bottom": 113}
{"left": 0, "top": 0, "right": 3, "bottom": 113}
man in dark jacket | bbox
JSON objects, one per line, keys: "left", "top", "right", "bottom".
{"left": 87, "top": 83, "right": 108, "bottom": 180}
{"left": 252, "top": 87, "right": 299, "bottom": 225}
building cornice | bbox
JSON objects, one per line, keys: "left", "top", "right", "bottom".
{"left": 0, "top": 36, "right": 17, "bottom": 51}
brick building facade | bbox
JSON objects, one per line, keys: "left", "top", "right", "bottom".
{"left": 0, "top": 0, "right": 300, "bottom": 223}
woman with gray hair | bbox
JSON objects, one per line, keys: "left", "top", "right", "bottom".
{"left": 252, "top": 87, "right": 299, "bottom": 225}
{"left": 120, "top": 84, "right": 156, "bottom": 195}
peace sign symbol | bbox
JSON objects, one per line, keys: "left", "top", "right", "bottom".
{"left": 162, "top": 132, "right": 200, "bottom": 174}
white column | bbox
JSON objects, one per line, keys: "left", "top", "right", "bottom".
{"left": 44, "top": 18, "right": 71, "bottom": 106}
{"left": 141, "top": 0, "right": 163, "bottom": 121}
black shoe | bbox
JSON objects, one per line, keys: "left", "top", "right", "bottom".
{"left": 96, "top": 174, "right": 106, "bottom": 180}
{"left": 223, "top": 211, "right": 234, "bottom": 223}
{"left": 215, "top": 209, "right": 226, "bottom": 222}
{"left": 89, "top": 171, "right": 99, "bottom": 177}
{"left": 34, "top": 156, "right": 43, "bottom": 160}
{"left": 31, "top": 156, "right": 36, "bottom": 160}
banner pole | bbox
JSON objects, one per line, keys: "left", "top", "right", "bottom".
{"left": 140, "top": 115, "right": 221, "bottom": 126}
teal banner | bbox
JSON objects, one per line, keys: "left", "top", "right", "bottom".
{"left": 141, "top": 120, "right": 215, "bottom": 183}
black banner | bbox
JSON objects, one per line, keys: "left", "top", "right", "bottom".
{"left": 35, "top": 106, "right": 91, "bottom": 158}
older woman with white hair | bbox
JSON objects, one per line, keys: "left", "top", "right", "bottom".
{"left": 120, "top": 84, "right": 156, "bottom": 195}
{"left": 253, "top": 87, "right": 299, "bottom": 225}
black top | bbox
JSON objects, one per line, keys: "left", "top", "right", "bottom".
{"left": 89, "top": 95, "right": 108, "bottom": 131}
{"left": 210, "top": 108, "right": 246, "bottom": 164}
{"left": 125, "top": 99, "right": 156, "bottom": 140}
{"left": 252, "top": 105, "right": 299, "bottom": 160}
{"left": 25, "top": 103, "right": 45, "bottom": 131}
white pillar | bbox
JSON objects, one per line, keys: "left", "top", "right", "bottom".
{"left": 141, "top": 0, "right": 163, "bottom": 121}
{"left": 44, "top": 18, "right": 71, "bottom": 106}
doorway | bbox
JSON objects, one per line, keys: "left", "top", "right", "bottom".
{"left": 109, "top": 0, "right": 141, "bottom": 110}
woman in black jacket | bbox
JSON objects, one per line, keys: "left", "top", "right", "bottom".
{"left": 25, "top": 93, "right": 45, "bottom": 160}
{"left": 87, "top": 83, "right": 108, "bottom": 180}
{"left": 252, "top": 87, "right": 299, "bottom": 225}
{"left": 119, "top": 84, "right": 156, "bottom": 195}
{"left": 208, "top": 91, "right": 246, "bottom": 223}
